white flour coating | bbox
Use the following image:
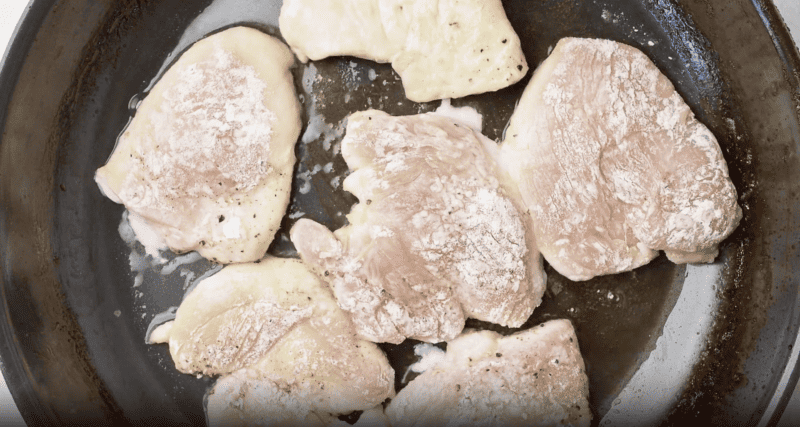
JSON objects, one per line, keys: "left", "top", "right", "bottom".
{"left": 292, "top": 111, "right": 546, "bottom": 344}
{"left": 362, "top": 116, "right": 539, "bottom": 327}
{"left": 501, "top": 37, "right": 741, "bottom": 280}
{"left": 120, "top": 47, "right": 276, "bottom": 212}
{"left": 411, "top": 182, "right": 528, "bottom": 297}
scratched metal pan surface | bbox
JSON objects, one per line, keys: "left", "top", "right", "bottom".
{"left": 0, "top": 0, "right": 798, "bottom": 425}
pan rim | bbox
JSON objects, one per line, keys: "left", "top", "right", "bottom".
{"left": 0, "top": 1, "right": 69, "bottom": 425}
{"left": 745, "top": 1, "right": 800, "bottom": 425}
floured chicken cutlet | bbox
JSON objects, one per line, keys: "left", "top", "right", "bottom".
{"left": 95, "top": 27, "right": 301, "bottom": 264}
{"left": 166, "top": 258, "right": 317, "bottom": 376}
{"left": 279, "top": 0, "right": 528, "bottom": 102}
{"left": 291, "top": 110, "right": 545, "bottom": 344}
{"left": 386, "top": 319, "right": 591, "bottom": 427}
{"left": 157, "top": 257, "right": 394, "bottom": 425}
{"left": 500, "top": 37, "right": 742, "bottom": 281}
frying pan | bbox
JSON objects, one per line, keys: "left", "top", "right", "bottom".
{"left": 1, "top": 0, "right": 799, "bottom": 425}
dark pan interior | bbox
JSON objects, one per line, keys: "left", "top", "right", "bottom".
{"left": 0, "top": 0, "right": 799, "bottom": 425}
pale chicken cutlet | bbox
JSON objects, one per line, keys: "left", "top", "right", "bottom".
{"left": 500, "top": 37, "right": 742, "bottom": 281}
{"left": 291, "top": 110, "right": 546, "bottom": 344}
{"left": 153, "top": 257, "right": 394, "bottom": 425}
{"left": 386, "top": 319, "right": 591, "bottom": 427}
{"left": 279, "top": 0, "right": 528, "bottom": 102}
{"left": 95, "top": 27, "right": 301, "bottom": 264}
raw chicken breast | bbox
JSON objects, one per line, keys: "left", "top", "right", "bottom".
{"left": 386, "top": 319, "right": 591, "bottom": 427}
{"left": 279, "top": 0, "right": 528, "bottom": 102}
{"left": 95, "top": 27, "right": 301, "bottom": 264}
{"left": 501, "top": 37, "right": 742, "bottom": 281}
{"left": 292, "top": 110, "right": 545, "bottom": 344}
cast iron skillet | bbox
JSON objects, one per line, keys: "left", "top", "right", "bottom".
{"left": 1, "top": 0, "right": 799, "bottom": 425}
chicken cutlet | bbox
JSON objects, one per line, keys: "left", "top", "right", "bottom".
{"left": 95, "top": 27, "right": 301, "bottom": 264}
{"left": 500, "top": 37, "right": 742, "bottom": 281}
{"left": 386, "top": 319, "right": 591, "bottom": 427}
{"left": 166, "top": 257, "right": 318, "bottom": 376}
{"left": 161, "top": 257, "right": 394, "bottom": 425}
{"left": 291, "top": 110, "right": 545, "bottom": 344}
{"left": 205, "top": 321, "right": 394, "bottom": 427}
{"left": 279, "top": 0, "right": 528, "bottom": 102}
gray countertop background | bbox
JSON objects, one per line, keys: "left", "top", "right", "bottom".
{"left": 0, "top": 0, "right": 799, "bottom": 425}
